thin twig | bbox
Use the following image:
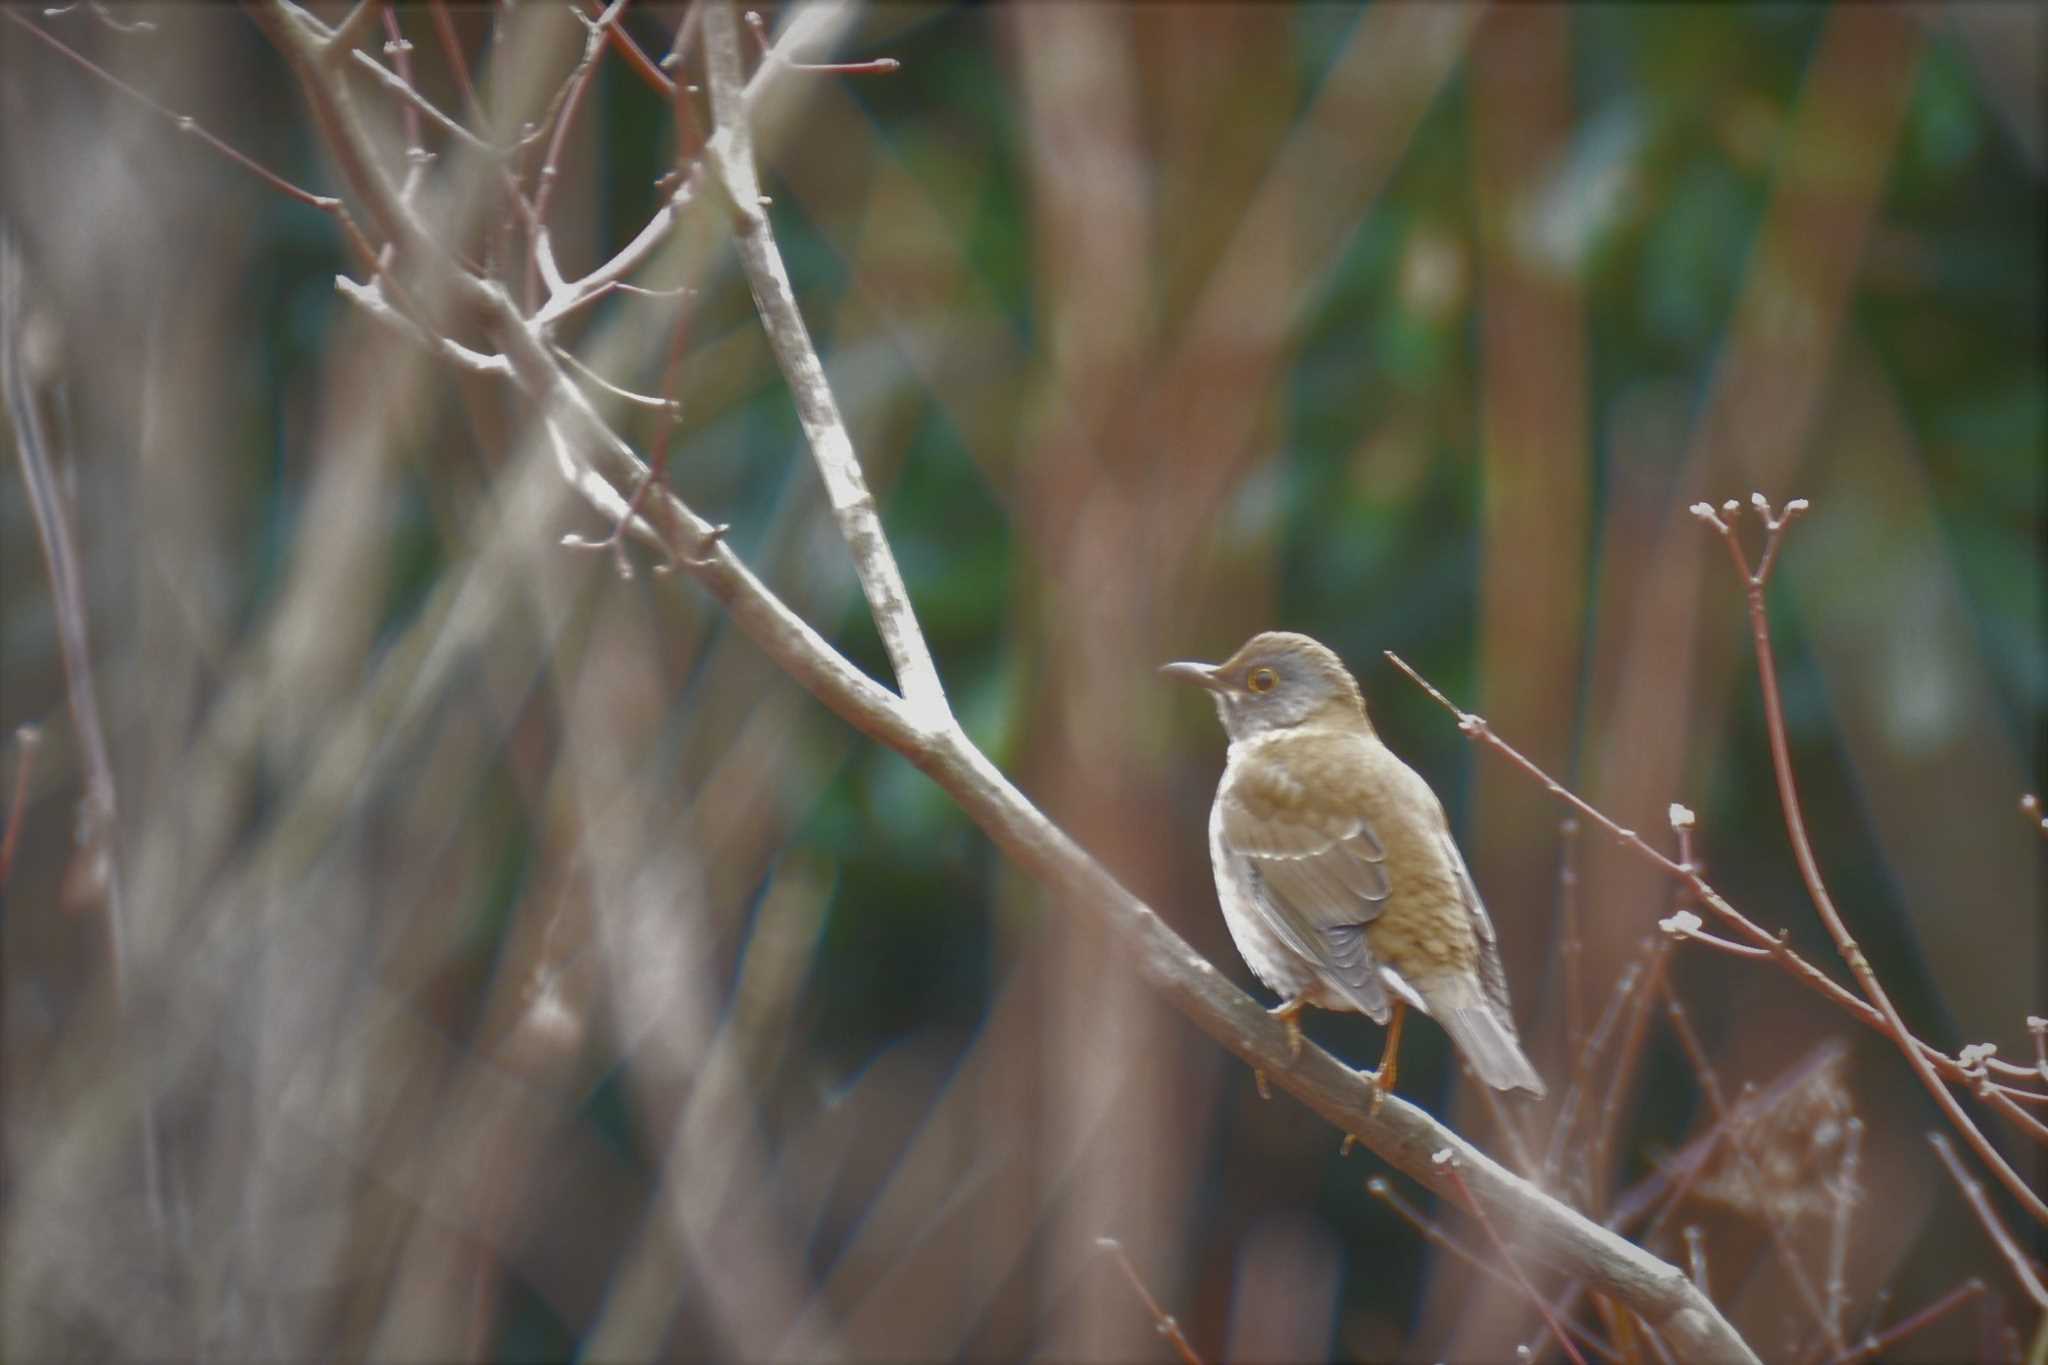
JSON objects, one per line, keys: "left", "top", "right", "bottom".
{"left": 1543, "top": 950, "right": 1645, "bottom": 1193}
{"left": 2, "top": 236, "right": 162, "bottom": 1233}
{"left": 336, "top": 277, "right": 512, "bottom": 376}
{"left": 1587, "top": 937, "right": 1670, "bottom": 1215}
{"left": 528, "top": 0, "right": 629, "bottom": 306}
{"left": 7, "top": 11, "right": 342, "bottom": 217}
{"left": 1927, "top": 1133, "right": 2048, "bottom": 1310}
{"left": 1095, "top": 1238, "right": 1203, "bottom": 1365}
{"left": 1559, "top": 816, "right": 1585, "bottom": 1072}
{"left": 552, "top": 342, "right": 682, "bottom": 414}
{"left": 1825, "top": 1278, "right": 1987, "bottom": 1365}
{"left": 0, "top": 724, "right": 41, "bottom": 888}
{"left": 528, "top": 4, "right": 811, "bottom": 329}
{"left": 581, "top": 0, "right": 675, "bottom": 96}
{"left": 1368, "top": 1177, "right": 1621, "bottom": 1364}
{"left": 1435, "top": 1152, "right": 1590, "bottom": 1365}
{"left": 426, "top": 0, "right": 483, "bottom": 126}
{"left": 347, "top": 45, "right": 493, "bottom": 155}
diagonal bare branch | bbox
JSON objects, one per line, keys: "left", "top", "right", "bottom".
{"left": 700, "top": 0, "right": 949, "bottom": 729}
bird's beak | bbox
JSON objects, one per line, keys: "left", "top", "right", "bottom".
{"left": 1158, "top": 660, "right": 1226, "bottom": 692}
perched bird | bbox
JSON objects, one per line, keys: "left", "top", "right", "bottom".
{"left": 1163, "top": 631, "right": 1545, "bottom": 1099}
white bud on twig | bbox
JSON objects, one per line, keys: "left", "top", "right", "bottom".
{"left": 1660, "top": 909, "right": 1703, "bottom": 937}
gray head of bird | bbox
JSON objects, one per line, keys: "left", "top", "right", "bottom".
{"left": 1160, "top": 630, "right": 1371, "bottom": 744}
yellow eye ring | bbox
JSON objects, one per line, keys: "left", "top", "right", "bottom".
{"left": 1246, "top": 667, "right": 1278, "bottom": 694}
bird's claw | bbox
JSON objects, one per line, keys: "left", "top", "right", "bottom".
{"left": 1268, "top": 997, "right": 1305, "bottom": 1062}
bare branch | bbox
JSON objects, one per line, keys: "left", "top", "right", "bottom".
{"left": 700, "top": 0, "right": 949, "bottom": 728}
{"left": 336, "top": 276, "right": 512, "bottom": 375}
{"left": 2, "top": 233, "right": 163, "bottom": 1231}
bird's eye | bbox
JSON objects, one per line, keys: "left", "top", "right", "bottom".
{"left": 1246, "top": 667, "right": 1277, "bottom": 694}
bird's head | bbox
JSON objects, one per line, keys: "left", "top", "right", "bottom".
{"left": 1160, "top": 630, "right": 1370, "bottom": 743}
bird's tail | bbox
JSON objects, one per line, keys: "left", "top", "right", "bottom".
{"left": 1436, "top": 1001, "right": 1547, "bottom": 1097}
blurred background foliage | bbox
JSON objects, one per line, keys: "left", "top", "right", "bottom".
{"left": 2, "top": 2, "right": 2041, "bottom": 1361}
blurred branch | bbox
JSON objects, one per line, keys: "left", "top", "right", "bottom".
{"left": 1928, "top": 1134, "right": 2048, "bottom": 1312}
{"left": 1369, "top": 1176, "right": 1621, "bottom": 1364}
{"left": 1436, "top": 1155, "right": 1591, "bottom": 1365}
{"left": 0, "top": 725, "right": 40, "bottom": 889}
{"left": 1, "top": 234, "right": 162, "bottom": 1229}
{"left": 242, "top": 2, "right": 1759, "bottom": 1357}
{"left": 1824, "top": 1278, "right": 1988, "bottom": 1365}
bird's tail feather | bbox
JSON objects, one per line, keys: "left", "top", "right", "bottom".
{"left": 1439, "top": 1004, "right": 1547, "bottom": 1096}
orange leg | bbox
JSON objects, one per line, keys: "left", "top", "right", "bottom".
{"left": 1370, "top": 1001, "right": 1408, "bottom": 1110}
{"left": 1268, "top": 996, "right": 1306, "bottom": 1061}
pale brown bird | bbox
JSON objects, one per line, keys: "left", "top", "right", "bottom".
{"left": 1163, "top": 631, "right": 1545, "bottom": 1099}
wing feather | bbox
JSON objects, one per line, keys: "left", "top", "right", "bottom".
{"left": 1218, "top": 745, "right": 1393, "bottom": 1015}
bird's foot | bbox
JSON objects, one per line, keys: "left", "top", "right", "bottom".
{"left": 1267, "top": 997, "right": 1305, "bottom": 1062}
{"left": 1366, "top": 1064, "right": 1396, "bottom": 1115}
{"left": 1253, "top": 1069, "right": 1271, "bottom": 1101}
{"left": 1366, "top": 1001, "right": 1406, "bottom": 1113}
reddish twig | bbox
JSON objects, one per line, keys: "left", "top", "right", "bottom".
{"left": 1824, "top": 1278, "right": 1988, "bottom": 1365}
{"left": 581, "top": 0, "right": 675, "bottom": 97}
{"left": 1095, "top": 1238, "right": 1202, "bottom": 1365}
{"left": 1692, "top": 495, "right": 2048, "bottom": 1228}
{"left": 532, "top": 0, "right": 628, "bottom": 245}
{"left": 1927, "top": 1133, "right": 2048, "bottom": 1311}
{"left": 1368, "top": 1177, "right": 1621, "bottom": 1364}
{"left": 8, "top": 11, "right": 342, "bottom": 218}
{"left": 426, "top": 0, "right": 483, "bottom": 126}
{"left": 0, "top": 724, "right": 40, "bottom": 889}
{"left": 1435, "top": 1152, "right": 1590, "bottom": 1365}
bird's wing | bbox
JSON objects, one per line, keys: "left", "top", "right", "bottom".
{"left": 1217, "top": 739, "right": 1393, "bottom": 1009}
{"left": 1437, "top": 829, "right": 1515, "bottom": 1025}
